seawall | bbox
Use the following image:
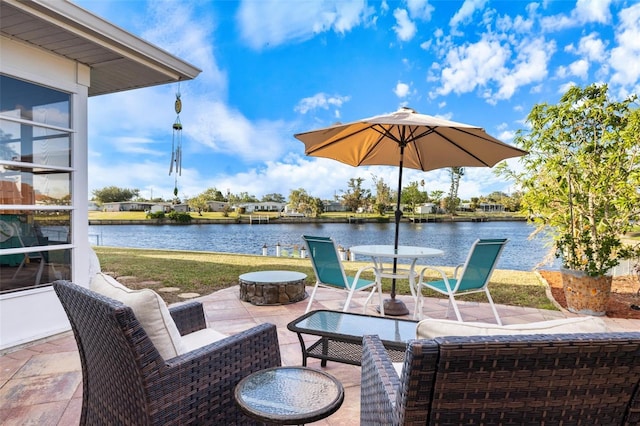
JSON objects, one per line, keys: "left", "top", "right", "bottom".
{"left": 88, "top": 215, "right": 527, "bottom": 225}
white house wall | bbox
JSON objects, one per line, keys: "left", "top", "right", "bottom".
{"left": 0, "top": 35, "right": 90, "bottom": 350}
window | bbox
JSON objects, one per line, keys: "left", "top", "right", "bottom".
{"left": 0, "top": 75, "right": 73, "bottom": 294}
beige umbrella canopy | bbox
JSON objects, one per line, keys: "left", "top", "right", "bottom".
{"left": 294, "top": 107, "right": 527, "bottom": 315}
{"left": 296, "top": 107, "right": 526, "bottom": 171}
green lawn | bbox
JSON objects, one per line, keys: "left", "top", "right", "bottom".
{"left": 94, "top": 246, "right": 557, "bottom": 310}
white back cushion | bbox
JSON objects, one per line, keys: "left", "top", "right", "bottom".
{"left": 91, "top": 273, "right": 186, "bottom": 359}
{"left": 87, "top": 247, "right": 101, "bottom": 282}
{"left": 416, "top": 316, "right": 609, "bottom": 339}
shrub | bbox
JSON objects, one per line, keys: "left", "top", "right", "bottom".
{"left": 167, "top": 211, "right": 192, "bottom": 223}
{"left": 146, "top": 211, "right": 165, "bottom": 219}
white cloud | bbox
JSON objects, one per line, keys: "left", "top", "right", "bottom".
{"left": 496, "top": 12, "right": 534, "bottom": 34}
{"left": 88, "top": 159, "right": 204, "bottom": 200}
{"left": 189, "top": 101, "right": 291, "bottom": 163}
{"left": 406, "top": 0, "right": 434, "bottom": 21}
{"left": 569, "top": 59, "right": 589, "bottom": 79}
{"left": 394, "top": 82, "right": 411, "bottom": 98}
{"left": 435, "top": 36, "right": 510, "bottom": 96}
{"left": 494, "top": 37, "right": 554, "bottom": 101}
{"left": 541, "top": 0, "right": 612, "bottom": 31}
{"left": 142, "top": 0, "right": 226, "bottom": 92}
{"left": 112, "top": 136, "right": 165, "bottom": 156}
{"left": 609, "top": 3, "right": 640, "bottom": 86}
{"left": 450, "top": 0, "right": 488, "bottom": 28}
{"left": 420, "top": 40, "right": 432, "bottom": 50}
{"left": 574, "top": 0, "right": 612, "bottom": 25}
{"left": 497, "top": 129, "right": 516, "bottom": 142}
{"left": 558, "top": 80, "right": 578, "bottom": 94}
{"left": 236, "top": 0, "right": 371, "bottom": 49}
{"left": 393, "top": 8, "right": 417, "bottom": 41}
{"left": 433, "top": 31, "right": 554, "bottom": 104}
{"left": 578, "top": 33, "right": 607, "bottom": 61}
{"left": 294, "top": 93, "right": 351, "bottom": 114}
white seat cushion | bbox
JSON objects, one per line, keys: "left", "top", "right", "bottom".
{"left": 392, "top": 362, "right": 404, "bottom": 377}
{"left": 91, "top": 273, "right": 186, "bottom": 359}
{"left": 416, "top": 316, "right": 609, "bottom": 339}
{"left": 181, "top": 328, "right": 228, "bottom": 353}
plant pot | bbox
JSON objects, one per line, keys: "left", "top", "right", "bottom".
{"left": 560, "top": 269, "right": 612, "bottom": 316}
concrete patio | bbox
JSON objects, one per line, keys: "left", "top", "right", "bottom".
{"left": 1, "top": 285, "right": 638, "bottom": 425}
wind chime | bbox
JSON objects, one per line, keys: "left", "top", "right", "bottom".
{"left": 169, "top": 84, "right": 182, "bottom": 196}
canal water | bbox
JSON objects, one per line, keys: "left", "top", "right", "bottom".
{"left": 89, "top": 221, "right": 559, "bottom": 271}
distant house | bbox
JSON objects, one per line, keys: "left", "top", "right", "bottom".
{"left": 478, "top": 203, "right": 505, "bottom": 212}
{"left": 103, "top": 201, "right": 155, "bottom": 212}
{"left": 416, "top": 203, "right": 438, "bottom": 214}
{"left": 240, "top": 202, "right": 286, "bottom": 213}
{"left": 172, "top": 203, "right": 190, "bottom": 213}
{"left": 88, "top": 201, "right": 100, "bottom": 211}
{"left": 150, "top": 204, "right": 172, "bottom": 213}
{"left": 206, "top": 201, "right": 229, "bottom": 212}
{"left": 323, "top": 200, "right": 348, "bottom": 212}
{"left": 458, "top": 202, "right": 506, "bottom": 213}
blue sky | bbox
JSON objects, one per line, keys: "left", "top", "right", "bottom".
{"left": 75, "top": 0, "right": 640, "bottom": 202}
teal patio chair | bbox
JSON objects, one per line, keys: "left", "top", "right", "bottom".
{"left": 417, "top": 238, "right": 508, "bottom": 325}
{"left": 302, "top": 235, "right": 384, "bottom": 315}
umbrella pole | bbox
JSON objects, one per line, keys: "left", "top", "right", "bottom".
{"left": 383, "top": 144, "right": 410, "bottom": 316}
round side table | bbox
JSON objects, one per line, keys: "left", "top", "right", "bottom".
{"left": 234, "top": 366, "right": 344, "bottom": 425}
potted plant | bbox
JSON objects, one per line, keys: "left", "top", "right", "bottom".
{"left": 498, "top": 84, "right": 640, "bottom": 315}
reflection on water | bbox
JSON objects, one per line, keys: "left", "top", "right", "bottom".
{"left": 89, "top": 221, "right": 558, "bottom": 271}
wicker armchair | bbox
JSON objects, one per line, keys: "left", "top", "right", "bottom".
{"left": 54, "top": 280, "right": 281, "bottom": 425}
{"left": 361, "top": 333, "right": 640, "bottom": 425}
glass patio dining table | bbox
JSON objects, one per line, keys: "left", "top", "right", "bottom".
{"left": 350, "top": 244, "right": 444, "bottom": 318}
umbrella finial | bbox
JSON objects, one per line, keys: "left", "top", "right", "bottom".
{"left": 399, "top": 106, "right": 417, "bottom": 113}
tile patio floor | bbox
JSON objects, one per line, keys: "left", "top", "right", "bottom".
{"left": 1, "top": 285, "right": 639, "bottom": 425}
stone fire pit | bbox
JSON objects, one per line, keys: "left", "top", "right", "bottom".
{"left": 239, "top": 270, "right": 307, "bottom": 305}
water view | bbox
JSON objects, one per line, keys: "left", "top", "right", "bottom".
{"left": 89, "top": 221, "right": 559, "bottom": 271}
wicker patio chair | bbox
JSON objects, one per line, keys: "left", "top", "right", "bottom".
{"left": 361, "top": 333, "right": 640, "bottom": 425}
{"left": 54, "top": 280, "right": 281, "bottom": 425}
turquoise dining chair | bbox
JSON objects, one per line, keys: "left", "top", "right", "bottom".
{"left": 417, "top": 238, "right": 508, "bottom": 324}
{"left": 302, "top": 235, "right": 384, "bottom": 315}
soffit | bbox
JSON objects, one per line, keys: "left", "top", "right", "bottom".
{"left": 0, "top": 0, "right": 201, "bottom": 96}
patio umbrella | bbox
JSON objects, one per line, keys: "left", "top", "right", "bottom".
{"left": 294, "top": 107, "right": 527, "bottom": 315}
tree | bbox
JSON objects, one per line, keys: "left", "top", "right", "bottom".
{"left": 497, "top": 83, "right": 640, "bottom": 276}
{"left": 92, "top": 186, "right": 139, "bottom": 203}
{"left": 288, "top": 188, "right": 312, "bottom": 214}
{"left": 502, "top": 191, "right": 523, "bottom": 212}
{"left": 470, "top": 197, "right": 479, "bottom": 210}
{"left": 429, "top": 190, "right": 444, "bottom": 207}
{"left": 401, "top": 181, "right": 427, "bottom": 216}
{"left": 201, "top": 187, "right": 225, "bottom": 201}
{"left": 261, "top": 193, "right": 286, "bottom": 203}
{"left": 340, "top": 177, "right": 370, "bottom": 213}
{"left": 187, "top": 195, "right": 208, "bottom": 216}
{"left": 371, "top": 174, "right": 392, "bottom": 215}
{"left": 309, "top": 197, "right": 325, "bottom": 217}
{"left": 236, "top": 192, "right": 259, "bottom": 203}
{"left": 446, "top": 167, "right": 464, "bottom": 214}
{"left": 187, "top": 188, "right": 225, "bottom": 216}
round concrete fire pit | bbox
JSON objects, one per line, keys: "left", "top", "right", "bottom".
{"left": 239, "top": 270, "right": 307, "bottom": 305}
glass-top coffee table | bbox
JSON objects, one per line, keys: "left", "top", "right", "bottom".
{"left": 234, "top": 366, "right": 344, "bottom": 425}
{"left": 287, "top": 310, "right": 418, "bottom": 366}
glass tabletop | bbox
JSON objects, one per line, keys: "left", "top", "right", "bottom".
{"left": 350, "top": 244, "right": 444, "bottom": 258}
{"left": 290, "top": 310, "right": 417, "bottom": 343}
{"left": 235, "top": 366, "right": 344, "bottom": 423}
